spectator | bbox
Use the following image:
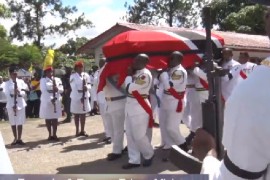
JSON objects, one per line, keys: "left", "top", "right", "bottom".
{"left": 0, "top": 76, "right": 7, "bottom": 121}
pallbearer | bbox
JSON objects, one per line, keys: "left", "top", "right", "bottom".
{"left": 40, "top": 66, "right": 63, "bottom": 141}
{"left": 4, "top": 65, "right": 28, "bottom": 145}
{"left": 70, "top": 61, "right": 91, "bottom": 137}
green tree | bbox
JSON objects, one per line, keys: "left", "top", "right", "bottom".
{"left": 0, "top": 3, "right": 11, "bottom": 18}
{"left": 210, "top": 0, "right": 266, "bottom": 35}
{"left": 6, "top": 0, "right": 93, "bottom": 48}
{"left": 0, "top": 39, "right": 19, "bottom": 70}
{"left": 124, "top": 0, "right": 208, "bottom": 27}
{"left": 58, "top": 37, "right": 89, "bottom": 56}
{"left": 0, "top": 25, "right": 7, "bottom": 39}
{"left": 222, "top": 4, "right": 266, "bottom": 34}
{"left": 17, "top": 44, "right": 43, "bottom": 69}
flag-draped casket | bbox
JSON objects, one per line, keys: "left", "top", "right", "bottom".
{"left": 98, "top": 30, "right": 224, "bottom": 92}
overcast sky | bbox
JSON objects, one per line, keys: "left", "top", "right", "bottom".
{"left": 0, "top": 0, "right": 134, "bottom": 47}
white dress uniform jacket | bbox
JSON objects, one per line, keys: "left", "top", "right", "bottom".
{"left": 124, "top": 68, "right": 154, "bottom": 164}
{"left": 39, "top": 77, "right": 64, "bottom": 119}
{"left": 70, "top": 72, "right": 91, "bottom": 114}
{"left": 193, "top": 67, "right": 209, "bottom": 103}
{"left": 4, "top": 78, "right": 28, "bottom": 125}
{"left": 221, "top": 59, "right": 241, "bottom": 100}
{"left": 240, "top": 61, "right": 257, "bottom": 76}
{"left": 201, "top": 64, "right": 270, "bottom": 180}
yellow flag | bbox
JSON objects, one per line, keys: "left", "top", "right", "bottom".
{"left": 28, "top": 63, "right": 33, "bottom": 73}
{"left": 43, "top": 49, "right": 55, "bottom": 70}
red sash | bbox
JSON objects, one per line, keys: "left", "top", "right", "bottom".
{"left": 167, "top": 87, "right": 185, "bottom": 112}
{"left": 199, "top": 78, "right": 209, "bottom": 90}
{"left": 240, "top": 70, "right": 247, "bottom": 79}
{"left": 131, "top": 90, "right": 154, "bottom": 128}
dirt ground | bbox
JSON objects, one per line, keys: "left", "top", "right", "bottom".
{"left": 0, "top": 115, "right": 189, "bottom": 174}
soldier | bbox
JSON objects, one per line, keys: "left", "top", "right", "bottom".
{"left": 102, "top": 71, "right": 126, "bottom": 161}
{"left": 39, "top": 66, "right": 64, "bottom": 141}
{"left": 61, "top": 66, "right": 72, "bottom": 123}
{"left": 238, "top": 52, "right": 257, "bottom": 77}
{"left": 70, "top": 61, "right": 91, "bottom": 137}
{"left": 94, "top": 58, "right": 112, "bottom": 144}
{"left": 122, "top": 54, "right": 154, "bottom": 169}
{"left": 159, "top": 51, "right": 188, "bottom": 161}
{"left": 221, "top": 48, "right": 241, "bottom": 101}
{"left": 89, "top": 65, "right": 99, "bottom": 116}
{"left": 4, "top": 65, "right": 28, "bottom": 145}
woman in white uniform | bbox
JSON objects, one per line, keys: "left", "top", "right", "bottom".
{"left": 40, "top": 66, "right": 63, "bottom": 141}
{"left": 4, "top": 65, "right": 28, "bottom": 145}
{"left": 70, "top": 61, "right": 91, "bottom": 137}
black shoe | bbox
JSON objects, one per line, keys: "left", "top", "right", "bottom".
{"left": 105, "top": 139, "right": 111, "bottom": 144}
{"left": 79, "top": 131, "right": 89, "bottom": 137}
{"left": 102, "top": 137, "right": 111, "bottom": 142}
{"left": 61, "top": 118, "right": 71, "bottom": 124}
{"left": 16, "top": 140, "right": 26, "bottom": 145}
{"left": 122, "top": 146, "right": 128, "bottom": 154}
{"left": 52, "top": 136, "right": 60, "bottom": 141}
{"left": 107, "top": 153, "right": 122, "bottom": 161}
{"left": 178, "top": 142, "right": 189, "bottom": 152}
{"left": 122, "top": 163, "right": 140, "bottom": 169}
{"left": 47, "top": 136, "right": 54, "bottom": 141}
{"left": 11, "top": 139, "right": 17, "bottom": 146}
{"left": 143, "top": 155, "right": 154, "bottom": 167}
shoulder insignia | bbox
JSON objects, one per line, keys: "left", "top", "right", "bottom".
{"left": 135, "top": 74, "right": 147, "bottom": 85}
{"left": 171, "top": 70, "right": 182, "bottom": 80}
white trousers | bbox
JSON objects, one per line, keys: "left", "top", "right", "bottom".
{"left": 182, "top": 91, "right": 202, "bottom": 132}
{"left": 99, "top": 103, "right": 112, "bottom": 138}
{"left": 125, "top": 113, "right": 154, "bottom": 164}
{"left": 159, "top": 108, "right": 186, "bottom": 149}
{"left": 106, "top": 109, "right": 125, "bottom": 154}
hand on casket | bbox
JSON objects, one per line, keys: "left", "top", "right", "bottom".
{"left": 192, "top": 128, "right": 217, "bottom": 161}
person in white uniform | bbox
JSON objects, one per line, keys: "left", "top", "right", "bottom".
{"left": 238, "top": 52, "right": 257, "bottom": 77}
{"left": 70, "top": 61, "right": 91, "bottom": 137}
{"left": 221, "top": 48, "right": 241, "bottom": 101}
{"left": 159, "top": 51, "right": 188, "bottom": 161}
{"left": 94, "top": 58, "right": 112, "bottom": 144}
{"left": 122, "top": 54, "right": 154, "bottom": 169}
{"left": 4, "top": 65, "right": 28, "bottom": 145}
{"left": 39, "top": 66, "right": 64, "bottom": 141}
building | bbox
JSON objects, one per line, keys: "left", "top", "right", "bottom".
{"left": 77, "top": 22, "right": 270, "bottom": 64}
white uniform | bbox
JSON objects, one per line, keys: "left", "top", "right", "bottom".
{"left": 125, "top": 68, "right": 154, "bottom": 164}
{"left": 193, "top": 67, "right": 209, "bottom": 103}
{"left": 221, "top": 59, "right": 241, "bottom": 101}
{"left": 240, "top": 61, "right": 257, "bottom": 77}
{"left": 95, "top": 67, "right": 112, "bottom": 138}
{"left": 103, "top": 74, "right": 126, "bottom": 154}
{"left": 159, "top": 65, "right": 187, "bottom": 149}
{"left": 70, "top": 72, "right": 91, "bottom": 114}
{"left": 201, "top": 64, "right": 270, "bottom": 180}
{"left": 182, "top": 72, "right": 201, "bottom": 133}
{"left": 39, "top": 77, "right": 64, "bottom": 119}
{"left": 90, "top": 71, "right": 99, "bottom": 108}
{"left": 4, "top": 79, "right": 28, "bottom": 126}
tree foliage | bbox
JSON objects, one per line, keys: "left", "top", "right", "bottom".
{"left": 0, "top": 3, "right": 11, "bottom": 18}
{"left": 210, "top": 0, "right": 266, "bottom": 35}
{"left": 124, "top": 0, "right": 210, "bottom": 27}
{"left": 0, "top": 25, "right": 7, "bottom": 39}
{"left": 6, "top": 0, "right": 93, "bottom": 48}
{"left": 58, "top": 37, "right": 89, "bottom": 56}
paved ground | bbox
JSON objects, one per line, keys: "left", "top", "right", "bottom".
{"left": 0, "top": 115, "right": 189, "bottom": 174}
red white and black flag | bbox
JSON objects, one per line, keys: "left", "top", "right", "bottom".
{"left": 98, "top": 30, "right": 224, "bottom": 92}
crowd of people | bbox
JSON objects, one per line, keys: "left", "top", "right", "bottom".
{"left": 0, "top": 46, "right": 259, "bottom": 169}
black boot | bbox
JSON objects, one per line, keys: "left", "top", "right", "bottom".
{"left": 185, "top": 131, "right": 195, "bottom": 147}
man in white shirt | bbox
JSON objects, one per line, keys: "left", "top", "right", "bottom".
{"left": 0, "top": 76, "right": 7, "bottom": 121}
{"left": 238, "top": 52, "right": 257, "bottom": 77}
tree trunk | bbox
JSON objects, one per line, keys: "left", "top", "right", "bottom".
{"left": 168, "top": 1, "right": 173, "bottom": 27}
{"left": 35, "top": 3, "right": 41, "bottom": 49}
